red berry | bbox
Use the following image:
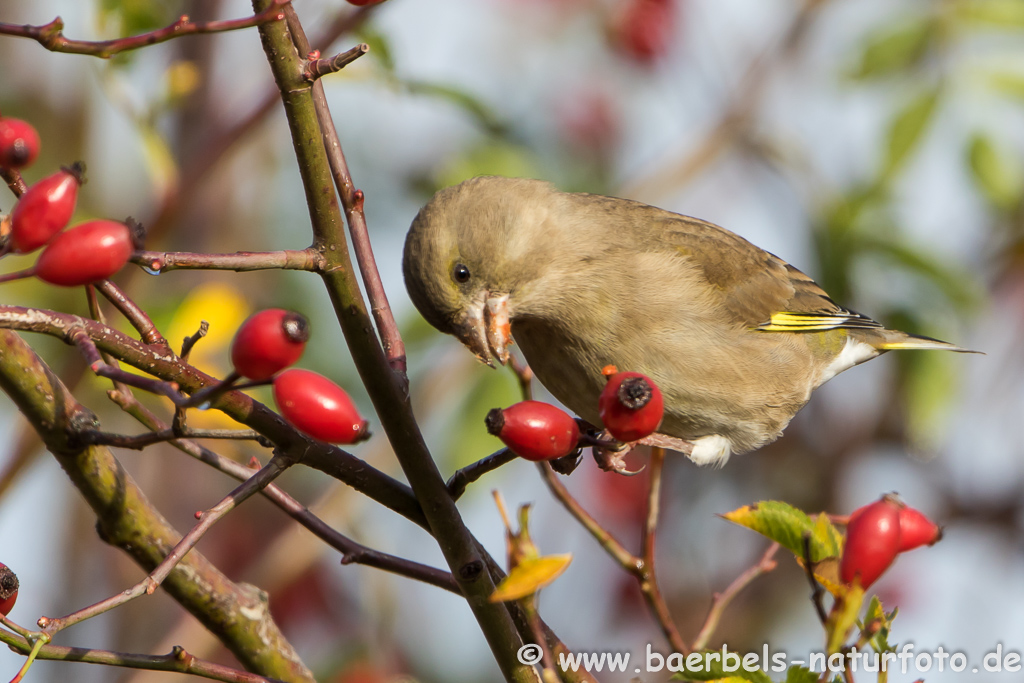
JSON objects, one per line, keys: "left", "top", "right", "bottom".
{"left": 34, "top": 220, "right": 133, "bottom": 286}
{"left": 612, "top": 0, "right": 674, "bottom": 65}
{"left": 0, "top": 562, "right": 18, "bottom": 617}
{"left": 840, "top": 496, "right": 902, "bottom": 588}
{"left": 231, "top": 309, "right": 310, "bottom": 380}
{"left": 0, "top": 118, "right": 40, "bottom": 169}
{"left": 273, "top": 369, "right": 369, "bottom": 445}
{"left": 598, "top": 371, "right": 664, "bottom": 442}
{"left": 897, "top": 506, "right": 942, "bottom": 552}
{"left": 9, "top": 163, "right": 85, "bottom": 253}
{"left": 485, "top": 400, "right": 580, "bottom": 461}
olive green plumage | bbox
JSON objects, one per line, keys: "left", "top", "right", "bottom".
{"left": 403, "top": 176, "right": 972, "bottom": 466}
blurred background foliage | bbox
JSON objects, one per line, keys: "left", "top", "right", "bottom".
{"left": 1, "top": 0, "right": 1023, "bottom": 682}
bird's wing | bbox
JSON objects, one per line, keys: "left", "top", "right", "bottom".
{"left": 657, "top": 213, "right": 883, "bottom": 331}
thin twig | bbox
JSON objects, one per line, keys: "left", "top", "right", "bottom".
{"left": 0, "top": 304, "right": 427, "bottom": 527}
{"left": 448, "top": 448, "right": 518, "bottom": 500}
{"left": 692, "top": 542, "right": 780, "bottom": 650}
{"left": 802, "top": 533, "right": 828, "bottom": 625}
{"left": 74, "top": 427, "right": 268, "bottom": 450}
{"left": 510, "top": 355, "right": 534, "bottom": 401}
{"left": 108, "top": 389, "right": 459, "bottom": 594}
{"left": 283, "top": 8, "right": 408, "bottom": 381}
{"left": 131, "top": 248, "right": 324, "bottom": 273}
{"left": 638, "top": 448, "right": 688, "bottom": 654}
{"left": 538, "top": 463, "right": 639, "bottom": 571}
{"left": 0, "top": 1, "right": 290, "bottom": 58}
{"left": 0, "top": 167, "right": 26, "bottom": 197}
{"left": 37, "top": 455, "right": 290, "bottom": 635}
{"left": 94, "top": 280, "right": 168, "bottom": 347}
{"left": 66, "top": 325, "right": 184, "bottom": 405}
{"left": 180, "top": 321, "right": 209, "bottom": 361}
{"left": 303, "top": 43, "right": 369, "bottom": 81}
{"left": 0, "top": 631, "right": 282, "bottom": 683}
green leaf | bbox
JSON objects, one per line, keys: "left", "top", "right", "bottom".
{"left": 863, "top": 596, "right": 899, "bottom": 653}
{"left": 446, "top": 365, "right": 521, "bottom": 471}
{"left": 784, "top": 666, "right": 819, "bottom": 683}
{"left": 826, "top": 584, "right": 865, "bottom": 654}
{"left": 721, "top": 501, "right": 839, "bottom": 562}
{"left": 849, "top": 18, "right": 934, "bottom": 79}
{"left": 812, "top": 512, "right": 844, "bottom": 558}
{"left": 967, "top": 132, "right": 1024, "bottom": 210}
{"left": 404, "top": 80, "right": 508, "bottom": 136}
{"left": 100, "top": 0, "right": 180, "bottom": 36}
{"left": 434, "top": 140, "right": 543, "bottom": 190}
{"left": 955, "top": 0, "right": 1024, "bottom": 28}
{"left": 903, "top": 350, "right": 959, "bottom": 449}
{"left": 356, "top": 26, "right": 395, "bottom": 74}
{"left": 986, "top": 70, "right": 1024, "bottom": 101}
{"left": 881, "top": 86, "right": 941, "bottom": 181}
{"left": 669, "top": 651, "right": 772, "bottom": 683}
{"left": 859, "top": 234, "right": 978, "bottom": 310}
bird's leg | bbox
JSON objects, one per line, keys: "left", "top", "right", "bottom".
{"left": 590, "top": 433, "right": 647, "bottom": 475}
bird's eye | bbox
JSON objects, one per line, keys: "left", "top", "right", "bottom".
{"left": 452, "top": 263, "right": 471, "bottom": 284}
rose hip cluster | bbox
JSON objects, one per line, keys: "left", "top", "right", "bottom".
{"left": 486, "top": 365, "right": 664, "bottom": 461}
{"left": 0, "top": 115, "right": 137, "bottom": 285}
{"left": 229, "top": 309, "right": 369, "bottom": 445}
{"left": 840, "top": 494, "right": 942, "bottom": 589}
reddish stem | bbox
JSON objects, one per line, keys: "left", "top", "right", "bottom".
{"left": 283, "top": 7, "right": 408, "bottom": 381}
{"left": 1, "top": 167, "right": 26, "bottom": 197}
{"left": 0, "top": 1, "right": 290, "bottom": 59}
{"left": 94, "top": 280, "right": 168, "bottom": 347}
{"left": 131, "top": 248, "right": 323, "bottom": 273}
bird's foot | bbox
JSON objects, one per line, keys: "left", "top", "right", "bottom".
{"left": 591, "top": 432, "right": 646, "bottom": 475}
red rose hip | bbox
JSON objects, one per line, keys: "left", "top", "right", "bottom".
{"left": 9, "top": 163, "right": 85, "bottom": 253}
{"left": 0, "top": 562, "right": 18, "bottom": 617}
{"left": 273, "top": 368, "right": 369, "bottom": 444}
{"left": 612, "top": 0, "right": 674, "bottom": 65}
{"left": 231, "top": 309, "right": 310, "bottom": 380}
{"left": 840, "top": 496, "right": 902, "bottom": 588}
{"left": 34, "top": 219, "right": 133, "bottom": 286}
{"left": 598, "top": 370, "right": 664, "bottom": 442}
{"left": 0, "top": 118, "right": 40, "bottom": 169}
{"left": 486, "top": 400, "right": 580, "bottom": 461}
{"left": 897, "top": 506, "right": 942, "bottom": 552}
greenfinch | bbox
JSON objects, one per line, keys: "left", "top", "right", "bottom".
{"left": 402, "top": 176, "right": 973, "bottom": 466}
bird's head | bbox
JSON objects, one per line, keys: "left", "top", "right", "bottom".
{"left": 402, "top": 177, "right": 559, "bottom": 367}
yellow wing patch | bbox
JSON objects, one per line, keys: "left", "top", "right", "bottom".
{"left": 756, "top": 311, "right": 883, "bottom": 332}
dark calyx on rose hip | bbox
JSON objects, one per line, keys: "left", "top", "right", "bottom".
{"left": 486, "top": 400, "right": 581, "bottom": 462}
{"left": 0, "top": 562, "right": 18, "bottom": 617}
{"left": 230, "top": 309, "right": 311, "bottom": 381}
{"left": 0, "top": 117, "right": 41, "bottom": 169}
{"left": 598, "top": 370, "right": 665, "bottom": 442}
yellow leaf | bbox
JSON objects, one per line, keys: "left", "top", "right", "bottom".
{"left": 826, "top": 582, "right": 865, "bottom": 654}
{"left": 166, "top": 61, "right": 201, "bottom": 101}
{"left": 166, "top": 283, "right": 251, "bottom": 432}
{"left": 490, "top": 554, "right": 572, "bottom": 603}
{"left": 166, "top": 282, "right": 250, "bottom": 376}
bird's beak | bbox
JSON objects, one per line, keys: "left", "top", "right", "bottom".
{"left": 455, "top": 292, "right": 511, "bottom": 367}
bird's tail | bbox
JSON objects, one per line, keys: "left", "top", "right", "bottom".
{"left": 875, "top": 330, "right": 980, "bottom": 354}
